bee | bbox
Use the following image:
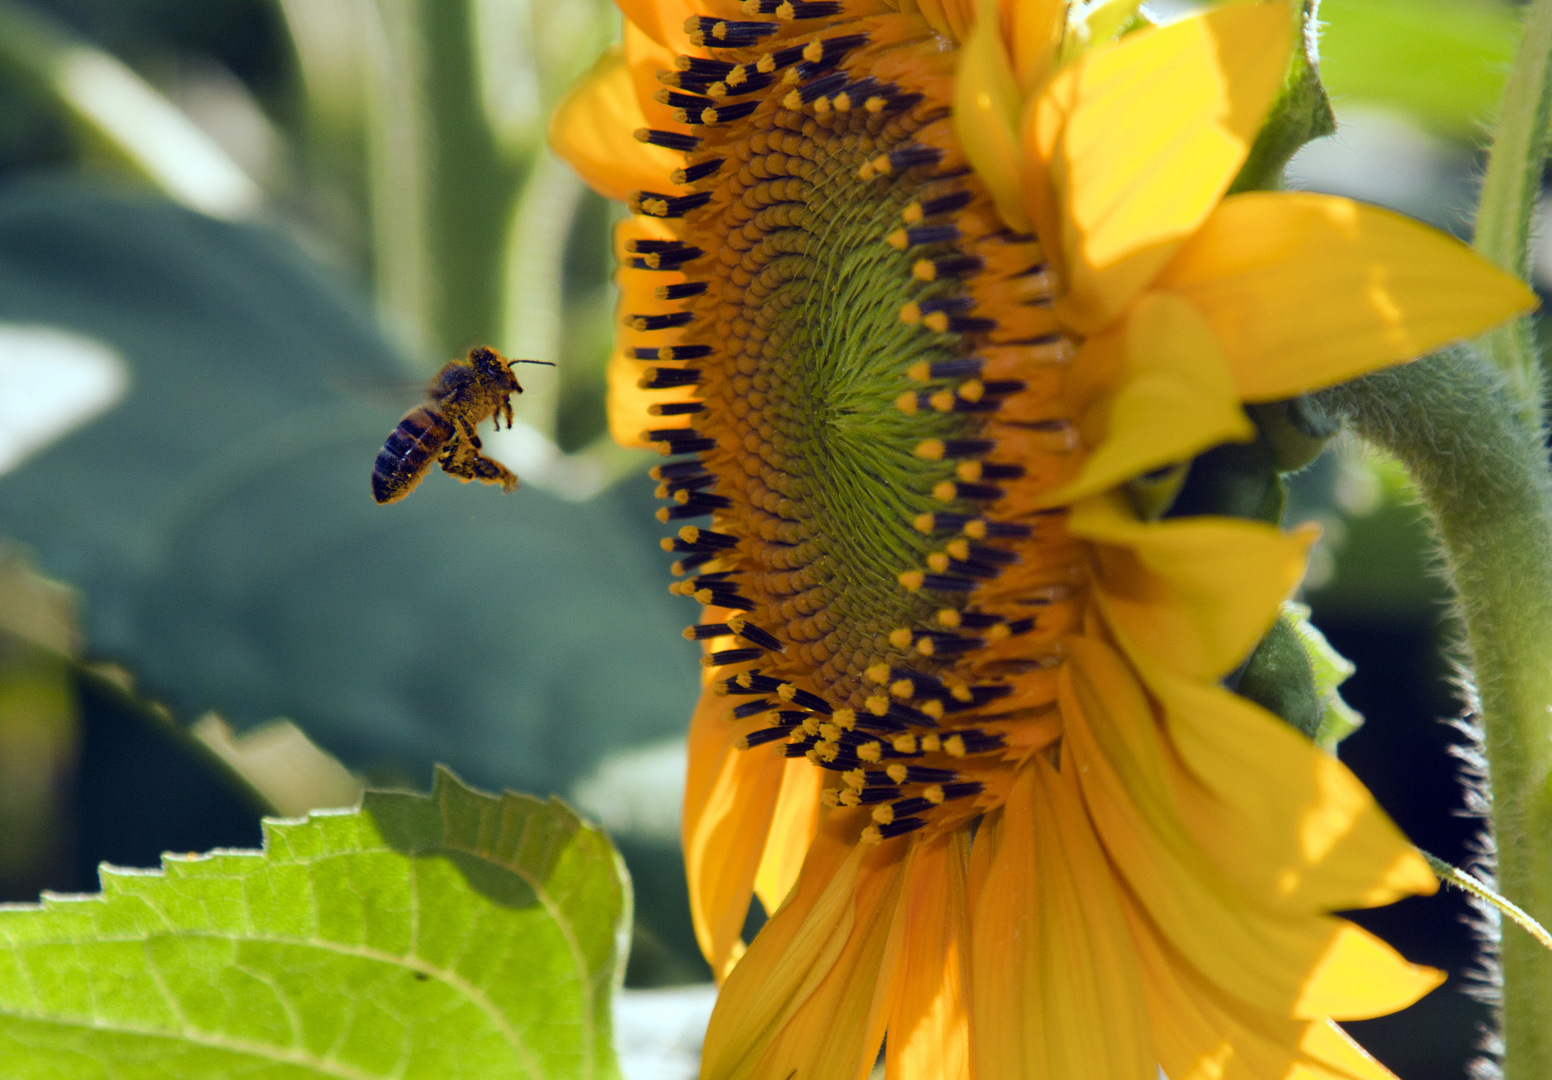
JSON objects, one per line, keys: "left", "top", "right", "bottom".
{"left": 371, "top": 345, "right": 553, "bottom": 505}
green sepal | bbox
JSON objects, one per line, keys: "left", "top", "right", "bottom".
{"left": 1233, "top": 602, "right": 1364, "bottom": 750}
{"left": 1249, "top": 396, "right": 1344, "bottom": 474}
{"left": 1125, "top": 462, "right": 1192, "bottom": 521}
{"left": 1165, "top": 433, "right": 1285, "bottom": 525}
{"left": 1283, "top": 601, "right": 1365, "bottom": 751}
{"left": 1232, "top": 614, "right": 1323, "bottom": 740}
{"left": 1230, "top": 0, "right": 1337, "bottom": 194}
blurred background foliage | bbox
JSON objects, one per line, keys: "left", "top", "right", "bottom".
{"left": 0, "top": 0, "right": 1539, "bottom": 1072}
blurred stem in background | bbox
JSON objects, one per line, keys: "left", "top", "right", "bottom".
{"left": 0, "top": 0, "right": 261, "bottom": 217}
{"left": 278, "top": 0, "right": 617, "bottom": 446}
{"left": 1474, "top": 0, "right": 1552, "bottom": 433}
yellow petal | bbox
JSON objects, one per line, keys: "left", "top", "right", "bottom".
{"left": 549, "top": 45, "right": 681, "bottom": 203}
{"left": 1070, "top": 492, "right": 1316, "bottom": 679}
{"left": 682, "top": 686, "right": 788, "bottom": 980}
{"left": 885, "top": 831, "right": 972, "bottom": 1080}
{"left": 1002, "top": 0, "right": 1065, "bottom": 94}
{"left": 1061, "top": 638, "right": 1440, "bottom": 1020}
{"left": 916, "top": 0, "right": 974, "bottom": 40}
{"left": 1297, "top": 1019, "right": 1405, "bottom": 1080}
{"left": 617, "top": 0, "right": 701, "bottom": 53}
{"left": 1123, "top": 879, "right": 1404, "bottom": 1080}
{"left": 624, "top": 18, "right": 689, "bottom": 132}
{"left": 701, "top": 811, "right": 908, "bottom": 1080}
{"left": 754, "top": 758, "right": 823, "bottom": 914}
{"left": 954, "top": 0, "right": 1033, "bottom": 232}
{"left": 970, "top": 761, "right": 1154, "bottom": 1080}
{"left": 1293, "top": 924, "right": 1444, "bottom": 1021}
{"left": 1131, "top": 648, "right": 1439, "bottom": 914}
{"left": 1029, "top": 1, "right": 1292, "bottom": 333}
{"left": 1045, "top": 291, "right": 1253, "bottom": 505}
{"left": 1157, "top": 192, "right": 1541, "bottom": 400}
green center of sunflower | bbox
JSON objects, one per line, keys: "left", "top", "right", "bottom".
{"left": 713, "top": 118, "right": 988, "bottom": 700}
{"left": 634, "top": 13, "right": 1071, "bottom": 839}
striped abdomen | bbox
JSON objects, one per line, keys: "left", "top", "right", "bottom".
{"left": 372, "top": 405, "right": 454, "bottom": 504}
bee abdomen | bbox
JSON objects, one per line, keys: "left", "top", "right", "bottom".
{"left": 372, "top": 406, "right": 454, "bottom": 504}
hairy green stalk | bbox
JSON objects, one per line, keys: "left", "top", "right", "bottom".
{"left": 1316, "top": 351, "right": 1552, "bottom": 1079}
{"left": 1474, "top": 0, "right": 1552, "bottom": 433}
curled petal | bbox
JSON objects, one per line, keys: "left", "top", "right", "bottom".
{"left": 1071, "top": 493, "right": 1316, "bottom": 679}
{"left": 1048, "top": 291, "right": 1253, "bottom": 504}
{"left": 1030, "top": 1, "right": 1293, "bottom": 332}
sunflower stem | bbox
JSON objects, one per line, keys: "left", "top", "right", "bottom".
{"left": 1316, "top": 349, "right": 1552, "bottom": 1080}
{"left": 1473, "top": 0, "right": 1552, "bottom": 432}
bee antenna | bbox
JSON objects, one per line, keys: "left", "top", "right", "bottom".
{"left": 508, "top": 359, "right": 556, "bottom": 367}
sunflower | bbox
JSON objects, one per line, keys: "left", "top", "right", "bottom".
{"left": 551, "top": 1, "right": 1536, "bottom": 1077}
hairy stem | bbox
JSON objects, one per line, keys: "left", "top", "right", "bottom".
{"left": 1473, "top": 0, "right": 1552, "bottom": 432}
{"left": 1317, "top": 351, "right": 1552, "bottom": 1079}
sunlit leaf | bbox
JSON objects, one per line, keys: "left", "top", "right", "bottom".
{"left": 0, "top": 767, "right": 630, "bottom": 1079}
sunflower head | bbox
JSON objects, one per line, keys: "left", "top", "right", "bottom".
{"left": 602, "top": 6, "right": 1103, "bottom": 846}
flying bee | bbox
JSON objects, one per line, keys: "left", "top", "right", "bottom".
{"left": 371, "top": 345, "right": 554, "bottom": 505}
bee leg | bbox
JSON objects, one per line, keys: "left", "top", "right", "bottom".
{"left": 442, "top": 445, "right": 519, "bottom": 493}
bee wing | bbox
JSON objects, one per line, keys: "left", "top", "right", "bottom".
{"left": 329, "top": 376, "right": 429, "bottom": 411}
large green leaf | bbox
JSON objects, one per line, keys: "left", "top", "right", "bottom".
{"left": 0, "top": 767, "right": 629, "bottom": 1079}
{"left": 0, "top": 180, "right": 700, "bottom": 800}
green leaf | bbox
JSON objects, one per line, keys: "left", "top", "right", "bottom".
{"left": 1318, "top": 0, "right": 1521, "bottom": 138}
{"left": 0, "top": 767, "right": 629, "bottom": 1079}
